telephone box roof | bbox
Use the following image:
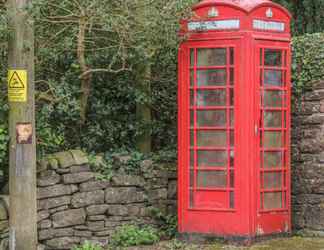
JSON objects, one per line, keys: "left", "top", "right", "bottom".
{"left": 193, "top": 0, "right": 290, "bottom": 17}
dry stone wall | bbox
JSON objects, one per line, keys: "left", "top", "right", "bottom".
{"left": 292, "top": 80, "right": 324, "bottom": 235}
{"left": 0, "top": 150, "right": 177, "bottom": 249}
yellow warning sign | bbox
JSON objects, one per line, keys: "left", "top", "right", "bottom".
{"left": 8, "top": 70, "right": 27, "bottom": 102}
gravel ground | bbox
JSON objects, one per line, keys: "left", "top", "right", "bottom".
{"left": 122, "top": 237, "right": 324, "bottom": 250}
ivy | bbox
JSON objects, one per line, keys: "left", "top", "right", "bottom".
{"left": 292, "top": 33, "right": 324, "bottom": 95}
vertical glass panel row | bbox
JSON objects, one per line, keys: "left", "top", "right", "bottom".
{"left": 260, "top": 48, "right": 288, "bottom": 211}
{"left": 189, "top": 47, "right": 235, "bottom": 209}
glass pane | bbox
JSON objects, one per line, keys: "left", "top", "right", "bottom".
{"left": 190, "top": 49, "right": 194, "bottom": 67}
{"left": 197, "top": 110, "right": 226, "bottom": 127}
{"left": 230, "top": 68, "right": 234, "bottom": 85}
{"left": 264, "top": 192, "right": 282, "bottom": 210}
{"left": 190, "top": 110, "right": 194, "bottom": 127}
{"left": 197, "top": 90, "right": 226, "bottom": 106}
{"left": 197, "top": 171, "right": 227, "bottom": 188}
{"left": 230, "top": 170, "right": 234, "bottom": 188}
{"left": 197, "top": 69, "right": 227, "bottom": 86}
{"left": 197, "top": 150, "right": 227, "bottom": 167}
{"left": 230, "top": 48, "right": 234, "bottom": 65}
{"left": 263, "top": 151, "right": 283, "bottom": 168}
{"left": 264, "top": 70, "right": 283, "bottom": 86}
{"left": 264, "top": 111, "right": 282, "bottom": 128}
{"left": 190, "top": 170, "right": 194, "bottom": 187}
{"left": 190, "top": 130, "right": 194, "bottom": 147}
{"left": 264, "top": 90, "right": 284, "bottom": 107}
{"left": 230, "top": 88, "right": 234, "bottom": 106}
{"left": 190, "top": 70, "right": 194, "bottom": 87}
{"left": 230, "top": 130, "right": 234, "bottom": 146}
{"left": 264, "top": 49, "right": 282, "bottom": 66}
{"left": 263, "top": 131, "right": 283, "bottom": 148}
{"left": 230, "top": 109, "right": 234, "bottom": 127}
{"left": 190, "top": 191, "right": 194, "bottom": 207}
{"left": 230, "top": 192, "right": 235, "bottom": 208}
{"left": 197, "top": 130, "right": 227, "bottom": 147}
{"left": 263, "top": 172, "right": 282, "bottom": 189}
{"left": 197, "top": 48, "right": 226, "bottom": 66}
{"left": 190, "top": 90, "right": 194, "bottom": 106}
{"left": 230, "top": 150, "right": 234, "bottom": 167}
{"left": 190, "top": 150, "right": 194, "bottom": 166}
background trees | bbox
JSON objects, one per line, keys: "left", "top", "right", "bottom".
{"left": 0, "top": 0, "right": 323, "bottom": 178}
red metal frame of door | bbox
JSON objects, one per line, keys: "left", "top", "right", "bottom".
{"left": 254, "top": 39, "right": 291, "bottom": 235}
{"left": 178, "top": 38, "right": 252, "bottom": 236}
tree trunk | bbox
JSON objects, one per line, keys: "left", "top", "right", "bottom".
{"left": 7, "top": 0, "right": 37, "bottom": 249}
{"left": 78, "top": 18, "right": 91, "bottom": 124}
{"left": 136, "top": 62, "right": 152, "bottom": 153}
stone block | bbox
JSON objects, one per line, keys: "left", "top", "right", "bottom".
{"left": 48, "top": 158, "right": 59, "bottom": 170}
{"left": 0, "top": 221, "right": 8, "bottom": 232}
{"left": 88, "top": 215, "right": 107, "bottom": 221}
{"left": 71, "top": 165, "right": 91, "bottom": 173}
{"left": 71, "top": 190, "right": 104, "bottom": 208}
{"left": 63, "top": 172, "right": 95, "bottom": 184}
{"left": 86, "top": 205, "right": 109, "bottom": 216}
{"left": 54, "top": 151, "right": 76, "bottom": 168}
{"left": 37, "top": 210, "right": 50, "bottom": 222}
{"left": 74, "top": 230, "right": 92, "bottom": 237}
{"left": 37, "top": 159, "right": 49, "bottom": 173}
{"left": 38, "top": 196, "right": 71, "bottom": 210}
{"left": 86, "top": 221, "right": 105, "bottom": 232}
{"left": 45, "top": 237, "right": 80, "bottom": 249}
{"left": 105, "top": 187, "right": 146, "bottom": 204}
{"left": 111, "top": 174, "right": 145, "bottom": 187}
{"left": 49, "top": 205, "right": 70, "bottom": 214}
{"left": 38, "top": 184, "right": 77, "bottom": 199}
{"left": 37, "top": 170, "right": 61, "bottom": 187}
{"left": 107, "top": 205, "right": 128, "bottom": 216}
{"left": 70, "top": 150, "right": 89, "bottom": 165}
{"left": 80, "top": 180, "right": 110, "bottom": 192}
{"left": 52, "top": 209, "right": 86, "bottom": 228}
{"left": 94, "top": 230, "right": 113, "bottom": 237}
{"left": 168, "top": 180, "right": 177, "bottom": 199}
{"left": 38, "top": 219, "right": 52, "bottom": 229}
{"left": 0, "top": 201, "right": 8, "bottom": 221}
{"left": 148, "top": 188, "right": 167, "bottom": 200}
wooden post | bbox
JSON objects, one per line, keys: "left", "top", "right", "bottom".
{"left": 7, "top": 0, "right": 37, "bottom": 249}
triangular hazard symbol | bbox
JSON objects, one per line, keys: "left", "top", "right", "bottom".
{"left": 9, "top": 71, "right": 25, "bottom": 89}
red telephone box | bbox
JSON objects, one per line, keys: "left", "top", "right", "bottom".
{"left": 178, "top": 0, "right": 291, "bottom": 238}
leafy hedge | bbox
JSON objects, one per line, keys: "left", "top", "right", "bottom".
{"left": 292, "top": 33, "right": 324, "bottom": 94}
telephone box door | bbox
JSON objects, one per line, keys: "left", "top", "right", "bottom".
{"left": 254, "top": 39, "right": 291, "bottom": 234}
{"left": 178, "top": 38, "right": 251, "bottom": 236}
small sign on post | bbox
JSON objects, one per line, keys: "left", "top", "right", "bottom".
{"left": 8, "top": 70, "right": 27, "bottom": 102}
{"left": 16, "top": 123, "right": 32, "bottom": 144}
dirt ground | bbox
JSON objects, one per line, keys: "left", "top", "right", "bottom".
{"left": 124, "top": 237, "right": 324, "bottom": 250}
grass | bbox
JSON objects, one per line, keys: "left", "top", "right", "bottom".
{"left": 123, "top": 237, "right": 324, "bottom": 250}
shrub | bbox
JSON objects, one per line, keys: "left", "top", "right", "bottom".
{"left": 72, "top": 241, "right": 102, "bottom": 250}
{"left": 110, "top": 224, "right": 159, "bottom": 247}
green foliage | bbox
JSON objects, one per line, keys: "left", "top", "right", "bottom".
{"left": 273, "top": 0, "right": 324, "bottom": 35}
{"left": 72, "top": 241, "right": 102, "bottom": 250}
{"left": 110, "top": 224, "right": 159, "bottom": 247}
{"left": 0, "top": 125, "right": 8, "bottom": 167}
{"left": 150, "top": 208, "right": 178, "bottom": 239}
{"left": 292, "top": 33, "right": 324, "bottom": 95}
